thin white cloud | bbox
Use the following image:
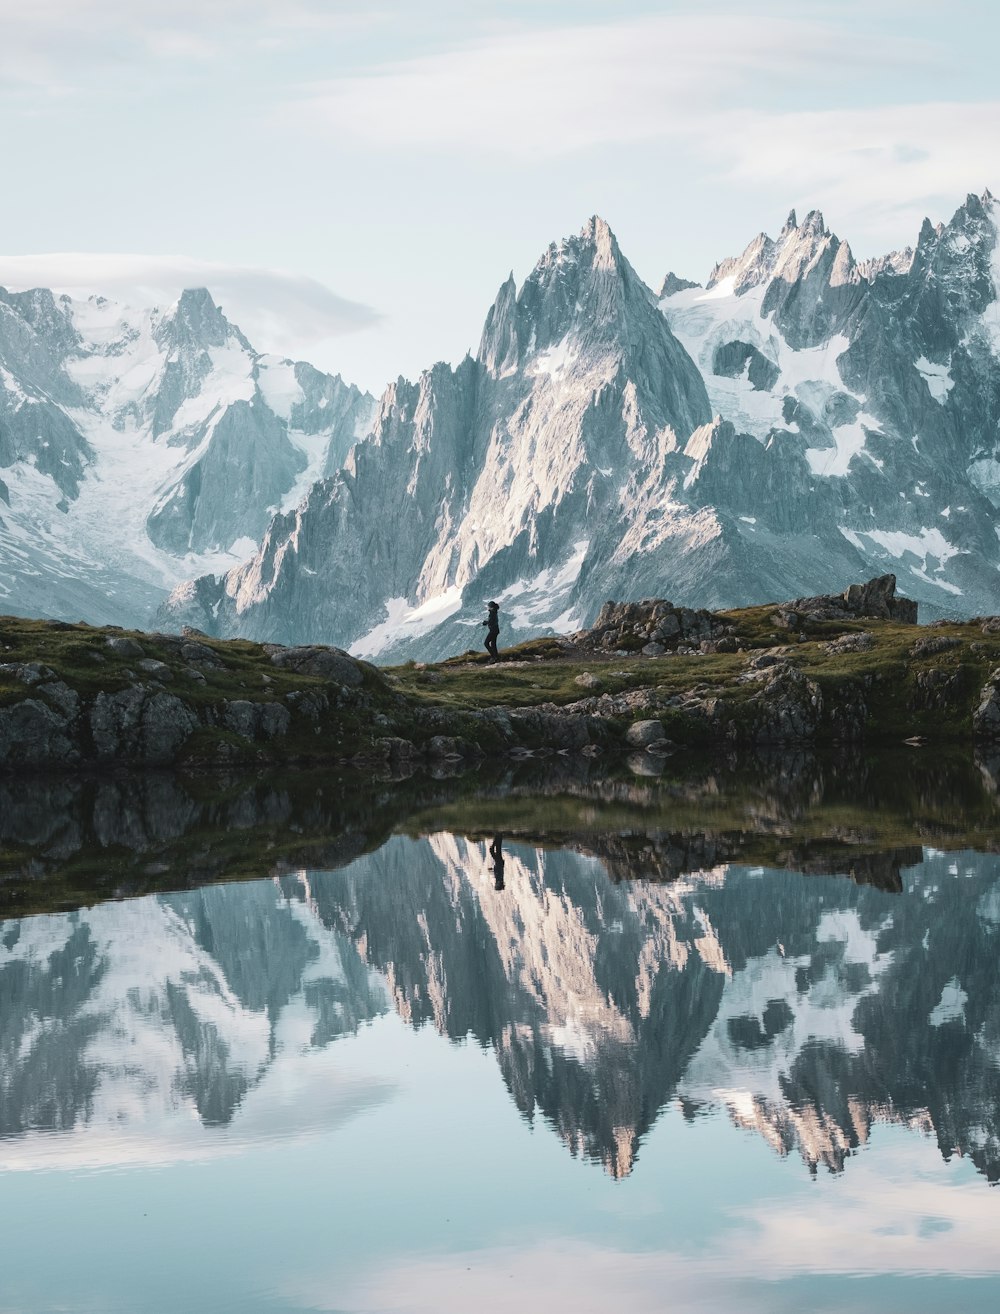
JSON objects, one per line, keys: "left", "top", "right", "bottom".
{"left": 0, "top": 253, "right": 382, "bottom": 361}
{"left": 289, "top": 13, "right": 930, "bottom": 156}
{"left": 0, "top": 0, "right": 383, "bottom": 87}
{"left": 281, "top": 10, "right": 996, "bottom": 256}
{"left": 287, "top": 1136, "right": 1000, "bottom": 1312}
{"left": 706, "top": 100, "right": 1000, "bottom": 245}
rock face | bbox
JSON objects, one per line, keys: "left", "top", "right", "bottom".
{"left": 0, "top": 285, "right": 375, "bottom": 625}
{"left": 163, "top": 193, "right": 1000, "bottom": 658}
{"left": 774, "top": 573, "right": 919, "bottom": 629}
{"left": 164, "top": 218, "right": 714, "bottom": 654}
{"left": 575, "top": 598, "right": 735, "bottom": 655}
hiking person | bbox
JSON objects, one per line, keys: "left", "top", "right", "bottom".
{"left": 489, "top": 834, "right": 505, "bottom": 890}
{"left": 481, "top": 600, "right": 500, "bottom": 662}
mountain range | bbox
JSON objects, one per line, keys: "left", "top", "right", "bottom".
{"left": 3, "top": 190, "right": 1000, "bottom": 655}
{"left": 0, "top": 283, "right": 374, "bottom": 626}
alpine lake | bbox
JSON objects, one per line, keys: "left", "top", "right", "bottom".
{"left": 2, "top": 748, "right": 1000, "bottom": 1313}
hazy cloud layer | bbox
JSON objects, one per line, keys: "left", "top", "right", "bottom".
{"left": 0, "top": 253, "right": 382, "bottom": 361}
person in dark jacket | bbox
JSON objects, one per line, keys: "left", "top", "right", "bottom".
{"left": 489, "top": 834, "right": 505, "bottom": 890}
{"left": 482, "top": 600, "right": 500, "bottom": 662}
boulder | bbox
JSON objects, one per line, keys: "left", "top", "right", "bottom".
{"left": 0, "top": 662, "right": 56, "bottom": 685}
{"left": 625, "top": 719, "right": 668, "bottom": 748}
{"left": 91, "top": 687, "right": 198, "bottom": 762}
{"left": 104, "top": 635, "right": 144, "bottom": 658}
{"left": 138, "top": 658, "right": 172, "bottom": 681}
{"left": 180, "top": 641, "right": 221, "bottom": 667}
{"left": 0, "top": 699, "right": 79, "bottom": 767}
{"left": 744, "top": 665, "right": 823, "bottom": 743}
{"left": 270, "top": 645, "right": 366, "bottom": 687}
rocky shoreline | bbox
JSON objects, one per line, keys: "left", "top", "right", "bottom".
{"left": 2, "top": 575, "right": 1000, "bottom": 771}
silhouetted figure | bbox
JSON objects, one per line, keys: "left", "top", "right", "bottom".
{"left": 482, "top": 600, "right": 500, "bottom": 663}
{"left": 489, "top": 834, "right": 505, "bottom": 890}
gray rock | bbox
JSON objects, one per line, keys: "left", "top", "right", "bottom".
{"left": 90, "top": 686, "right": 147, "bottom": 759}
{"left": 0, "top": 698, "right": 79, "bottom": 766}
{"left": 625, "top": 718, "right": 668, "bottom": 748}
{"left": 140, "top": 692, "right": 199, "bottom": 763}
{"left": 284, "top": 689, "right": 331, "bottom": 725}
{"left": 105, "top": 635, "right": 144, "bottom": 658}
{"left": 221, "top": 700, "right": 260, "bottom": 740}
{"left": 180, "top": 641, "right": 220, "bottom": 667}
{"left": 219, "top": 699, "right": 290, "bottom": 741}
{"left": 910, "top": 635, "right": 962, "bottom": 659}
{"left": 270, "top": 645, "right": 366, "bottom": 687}
{"left": 745, "top": 665, "right": 823, "bottom": 743}
{"left": 138, "top": 658, "right": 173, "bottom": 681}
{"left": 824, "top": 631, "right": 876, "bottom": 655}
{"left": 574, "top": 672, "right": 603, "bottom": 689}
{"left": 258, "top": 702, "right": 291, "bottom": 739}
{"left": 38, "top": 680, "right": 80, "bottom": 719}
{"left": 0, "top": 662, "right": 56, "bottom": 685}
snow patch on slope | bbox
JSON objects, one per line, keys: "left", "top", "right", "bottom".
{"left": 497, "top": 539, "right": 588, "bottom": 631}
{"left": 661, "top": 280, "right": 857, "bottom": 444}
{"left": 915, "top": 356, "right": 954, "bottom": 403}
{"left": 805, "top": 413, "right": 883, "bottom": 478}
{"left": 349, "top": 586, "right": 464, "bottom": 658}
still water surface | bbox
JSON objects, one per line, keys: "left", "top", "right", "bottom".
{"left": 1, "top": 760, "right": 1000, "bottom": 1312}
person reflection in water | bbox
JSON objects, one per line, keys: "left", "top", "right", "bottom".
{"left": 481, "top": 601, "right": 500, "bottom": 663}
{"left": 489, "top": 834, "right": 505, "bottom": 890}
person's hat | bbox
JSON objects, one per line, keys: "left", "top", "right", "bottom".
{"left": 487, "top": 600, "right": 498, "bottom": 608}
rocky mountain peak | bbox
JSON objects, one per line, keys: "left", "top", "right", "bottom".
{"left": 154, "top": 286, "right": 249, "bottom": 354}
{"left": 706, "top": 207, "right": 846, "bottom": 300}
{"left": 658, "top": 271, "right": 701, "bottom": 298}
{"left": 800, "top": 208, "right": 827, "bottom": 238}
{"left": 579, "top": 213, "right": 619, "bottom": 269}
{"left": 479, "top": 215, "right": 661, "bottom": 376}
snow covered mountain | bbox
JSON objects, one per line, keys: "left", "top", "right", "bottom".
{"left": 6, "top": 189, "right": 1000, "bottom": 650}
{"left": 0, "top": 284, "right": 374, "bottom": 625}
{"left": 2, "top": 841, "right": 998, "bottom": 1184}
{"left": 163, "top": 191, "right": 1000, "bottom": 657}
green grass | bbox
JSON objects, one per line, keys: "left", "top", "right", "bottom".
{"left": 387, "top": 614, "right": 1000, "bottom": 744}
{"left": 2, "top": 605, "right": 999, "bottom": 764}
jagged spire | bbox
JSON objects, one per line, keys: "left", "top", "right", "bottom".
{"left": 477, "top": 271, "right": 519, "bottom": 376}
{"left": 780, "top": 209, "right": 798, "bottom": 236}
{"left": 801, "top": 209, "right": 826, "bottom": 237}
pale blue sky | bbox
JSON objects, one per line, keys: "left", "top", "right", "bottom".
{"left": 0, "top": 0, "right": 997, "bottom": 392}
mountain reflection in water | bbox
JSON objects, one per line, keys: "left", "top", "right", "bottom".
{"left": 1, "top": 751, "right": 999, "bottom": 1187}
